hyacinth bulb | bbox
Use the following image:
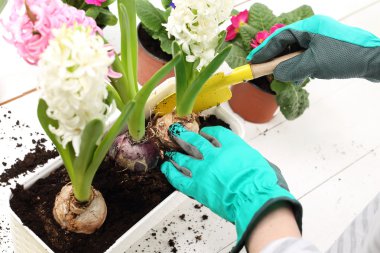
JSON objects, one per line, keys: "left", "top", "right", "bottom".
{"left": 53, "top": 184, "right": 107, "bottom": 234}
{"left": 109, "top": 132, "right": 160, "bottom": 172}
{"left": 153, "top": 112, "right": 200, "bottom": 150}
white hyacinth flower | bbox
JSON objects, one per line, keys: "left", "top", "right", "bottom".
{"left": 165, "top": 0, "right": 233, "bottom": 70}
{"left": 38, "top": 25, "right": 114, "bottom": 156}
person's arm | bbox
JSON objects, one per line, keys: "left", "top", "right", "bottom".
{"left": 160, "top": 123, "right": 303, "bottom": 253}
{"left": 247, "top": 15, "right": 380, "bottom": 83}
{"left": 246, "top": 202, "right": 301, "bottom": 253}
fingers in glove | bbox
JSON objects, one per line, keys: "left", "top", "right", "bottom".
{"left": 201, "top": 126, "right": 244, "bottom": 147}
{"left": 169, "top": 123, "right": 213, "bottom": 158}
{"left": 274, "top": 48, "right": 316, "bottom": 82}
{"left": 161, "top": 160, "right": 192, "bottom": 192}
{"left": 165, "top": 151, "right": 195, "bottom": 177}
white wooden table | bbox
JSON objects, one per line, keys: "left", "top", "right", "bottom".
{"left": 1, "top": 0, "right": 380, "bottom": 252}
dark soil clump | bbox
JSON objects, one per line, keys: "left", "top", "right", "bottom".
{"left": 0, "top": 139, "right": 58, "bottom": 185}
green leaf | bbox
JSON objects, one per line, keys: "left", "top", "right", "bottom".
{"left": 248, "top": 3, "right": 277, "bottom": 31}
{"left": 84, "top": 101, "right": 135, "bottom": 198}
{"left": 215, "top": 30, "right": 227, "bottom": 53}
{"left": 118, "top": 0, "right": 138, "bottom": 96}
{"left": 136, "top": 0, "right": 166, "bottom": 33}
{"left": 225, "top": 44, "right": 248, "bottom": 69}
{"left": 106, "top": 84, "right": 124, "bottom": 111}
{"left": 172, "top": 43, "right": 187, "bottom": 105}
{"left": 128, "top": 54, "right": 181, "bottom": 141}
{"left": 152, "top": 29, "right": 173, "bottom": 55}
{"left": 0, "top": 0, "right": 7, "bottom": 14}
{"left": 101, "top": 0, "right": 116, "bottom": 7}
{"left": 96, "top": 8, "right": 118, "bottom": 26}
{"left": 231, "top": 9, "right": 239, "bottom": 16}
{"left": 86, "top": 6, "right": 101, "bottom": 20}
{"left": 278, "top": 5, "right": 314, "bottom": 25}
{"left": 177, "top": 46, "right": 232, "bottom": 116}
{"left": 161, "top": 0, "right": 172, "bottom": 9}
{"left": 73, "top": 119, "right": 104, "bottom": 202}
{"left": 270, "top": 80, "right": 310, "bottom": 120}
{"left": 37, "top": 99, "right": 75, "bottom": 182}
{"left": 239, "top": 24, "right": 259, "bottom": 51}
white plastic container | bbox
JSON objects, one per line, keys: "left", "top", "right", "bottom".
{"left": 9, "top": 78, "right": 245, "bottom": 253}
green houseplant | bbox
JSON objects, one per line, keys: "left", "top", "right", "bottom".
{"left": 63, "top": 0, "right": 118, "bottom": 28}
{"left": 224, "top": 3, "right": 314, "bottom": 122}
{"left": 135, "top": 0, "right": 176, "bottom": 84}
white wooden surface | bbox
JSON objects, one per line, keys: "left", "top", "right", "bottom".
{"left": 1, "top": 0, "right": 380, "bottom": 252}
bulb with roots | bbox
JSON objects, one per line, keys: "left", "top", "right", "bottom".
{"left": 53, "top": 184, "right": 107, "bottom": 234}
{"left": 152, "top": 112, "right": 200, "bottom": 150}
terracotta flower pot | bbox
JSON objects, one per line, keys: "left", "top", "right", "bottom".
{"left": 8, "top": 78, "right": 245, "bottom": 253}
{"left": 137, "top": 24, "right": 174, "bottom": 85}
{"left": 229, "top": 80, "right": 278, "bottom": 123}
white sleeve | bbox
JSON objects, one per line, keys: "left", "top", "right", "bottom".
{"left": 261, "top": 237, "right": 321, "bottom": 253}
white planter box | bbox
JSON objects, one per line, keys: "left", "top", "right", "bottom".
{"left": 9, "top": 78, "right": 245, "bottom": 253}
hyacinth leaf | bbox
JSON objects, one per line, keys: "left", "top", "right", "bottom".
{"left": 128, "top": 54, "right": 181, "bottom": 141}
{"left": 85, "top": 6, "right": 100, "bottom": 20}
{"left": 177, "top": 45, "right": 232, "bottom": 116}
{"left": 0, "top": 0, "right": 6, "bottom": 14}
{"left": 225, "top": 44, "right": 248, "bottom": 69}
{"left": 277, "top": 5, "right": 314, "bottom": 25}
{"left": 270, "top": 80, "right": 310, "bottom": 120}
{"left": 248, "top": 3, "right": 277, "bottom": 31}
{"left": 106, "top": 84, "right": 123, "bottom": 111}
{"left": 172, "top": 43, "right": 187, "bottom": 105}
{"left": 37, "top": 99, "right": 75, "bottom": 183}
{"left": 73, "top": 119, "right": 104, "bottom": 202}
{"left": 239, "top": 24, "right": 259, "bottom": 51}
{"left": 96, "top": 8, "right": 118, "bottom": 26}
{"left": 136, "top": 0, "right": 166, "bottom": 33}
{"left": 118, "top": 0, "right": 138, "bottom": 93}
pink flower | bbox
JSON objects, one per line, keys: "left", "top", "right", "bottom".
{"left": 225, "top": 10, "right": 249, "bottom": 41}
{"left": 85, "top": 0, "right": 106, "bottom": 7}
{"left": 1, "top": 0, "right": 101, "bottom": 65}
{"left": 270, "top": 23, "right": 285, "bottom": 34}
{"left": 250, "top": 30, "right": 270, "bottom": 48}
{"left": 250, "top": 23, "right": 285, "bottom": 48}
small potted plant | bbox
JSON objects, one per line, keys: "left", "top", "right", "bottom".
{"left": 63, "top": 0, "right": 118, "bottom": 28}
{"left": 224, "top": 3, "right": 314, "bottom": 123}
{"left": 136, "top": 0, "right": 175, "bottom": 84}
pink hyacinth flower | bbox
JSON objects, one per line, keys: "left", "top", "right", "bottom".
{"left": 270, "top": 23, "right": 285, "bottom": 34}
{"left": 1, "top": 0, "right": 101, "bottom": 65}
{"left": 250, "top": 30, "right": 270, "bottom": 48}
{"left": 85, "top": 0, "right": 106, "bottom": 7}
{"left": 225, "top": 9, "right": 249, "bottom": 41}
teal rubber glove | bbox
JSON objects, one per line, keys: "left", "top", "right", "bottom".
{"left": 247, "top": 15, "right": 380, "bottom": 82}
{"left": 161, "top": 123, "right": 302, "bottom": 252}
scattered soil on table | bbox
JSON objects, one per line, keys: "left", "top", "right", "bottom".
{"left": 10, "top": 114, "right": 230, "bottom": 253}
{"left": 0, "top": 139, "right": 58, "bottom": 186}
{"left": 138, "top": 25, "right": 172, "bottom": 62}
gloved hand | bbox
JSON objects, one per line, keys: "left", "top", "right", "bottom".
{"left": 161, "top": 123, "right": 302, "bottom": 252}
{"left": 247, "top": 15, "right": 380, "bottom": 82}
